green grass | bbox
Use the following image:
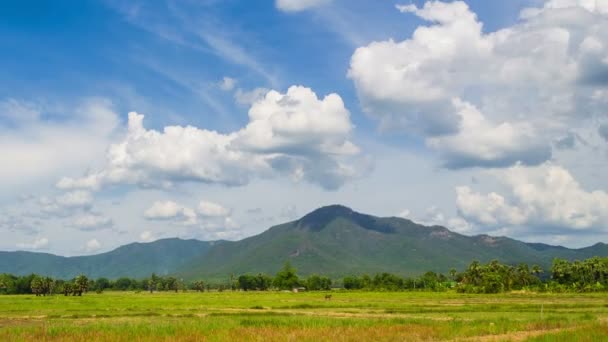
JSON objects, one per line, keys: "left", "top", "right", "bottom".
{"left": 1, "top": 291, "right": 607, "bottom": 341}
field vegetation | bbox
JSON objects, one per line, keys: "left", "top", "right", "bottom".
{"left": 1, "top": 291, "right": 608, "bottom": 341}
{"left": 2, "top": 257, "right": 608, "bottom": 340}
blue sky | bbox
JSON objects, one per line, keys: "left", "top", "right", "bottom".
{"left": 1, "top": 0, "right": 608, "bottom": 255}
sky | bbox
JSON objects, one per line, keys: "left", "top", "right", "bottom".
{"left": 1, "top": 0, "right": 608, "bottom": 256}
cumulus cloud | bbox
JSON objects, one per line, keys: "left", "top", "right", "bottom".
{"left": 58, "top": 86, "right": 361, "bottom": 191}
{"left": 0, "top": 215, "right": 39, "bottom": 235}
{"left": 456, "top": 163, "right": 608, "bottom": 233}
{"left": 144, "top": 199, "right": 234, "bottom": 232}
{"left": 71, "top": 214, "right": 114, "bottom": 231}
{"left": 85, "top": 239, "right": 102, "bottom": 253}
{"left": 0, "top": 98, "right": 120, "bottom": 190}
{"left": 144, "top": 201, "right": 197, "bottom": 225}
{"left": 235, "top": 87, "right": 271, "bottom": 106}
{"left": 399, "top": 206, "right": 473, "bottom": 234}
{"left": 349, "top": 0, "right": 608, "bottom": 168}
{"left": 16, "top": 237, "right": 49, "bottom": 250}
{"left": 426, "top": 99, "right": 551, "bottom": 168}
{"left": 276, "top": 0, "right": 331, "bottom": 12}
{"left": 198, "top": 216, "right": 242, "bottom": 240}
{"left": 143, "top": 199, "right": 241, "bottom": 240}
{"left": 198, "top": 201, "right": 231, "bottom": 217}
{"left": 38, "top": 191, "right": 94, "bottom": 217}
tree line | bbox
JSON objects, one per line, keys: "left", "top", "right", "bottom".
{"left": 2, "top": 257, "right": 608, "bottom": 295}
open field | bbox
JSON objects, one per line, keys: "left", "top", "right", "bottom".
{"left": 1, "top": 291, "right": 608, "bottom": 341}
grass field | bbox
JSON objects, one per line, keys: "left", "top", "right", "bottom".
{"left": 1, "top": 291, "right": 607, "bottom": 341}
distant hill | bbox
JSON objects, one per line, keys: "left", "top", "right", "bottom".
{"left": 0, "top": 238, "right": 215, "bottom": 279}
{"left": 176, "top": 205, "right": 608, "bottom": 280}
{"left": 1, "top": 205, "right": 607, "bottom": 280}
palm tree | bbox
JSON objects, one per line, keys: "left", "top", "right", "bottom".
{"left": 43, "top": 277, "right": 54, "bottom": 296}
{"left": 193, "top": 281, "right": 205, "bottom": 292}
{"left": 148, "top": 273, "right": 160, "bottom": 293}
{"left": 31, "top": 276, "right": 43, "bottom": 296}
{"left": 517, "top": 263, "right": 531, "bottom": 287}
{"left": 63, "top": 283, "right": 73, "bottom": 296}
{"left": 74, "top": 275, "right": 89, "bottom": 296}
{"left": 449, "top": 268, "right": 457, "bottom": 281}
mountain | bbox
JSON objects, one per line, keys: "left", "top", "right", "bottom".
{"left": 176, "top": 205, "right": 608, "bottom": 280}
{"left": 0, "top": 238, "right": 216, "bottom": 279}
{"left": 1, "top": 205, "right": 607, "bottom": 280}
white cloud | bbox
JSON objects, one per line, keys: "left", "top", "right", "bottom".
{"left": 219, "top": 76, "right": 237, "bottom": 91}
{"left": 399, "top": 206, "right": 473, "bottom": 234}
{"left": 144, "top": 201, "right": 197, "bottom": 225}
{"left": 0, "top": 98, "right": 41, "bottom": 123}
{"left": 58, "top": 86, "right": 361, "bottom": 191}
{"left": 85, "top": 239, "right": 101, "bottom": 253}
{"left": 456, "top": 163, "right": 608, "bottom": 232}
{"left": 234, "top": 87, "right": 270, "bottom": 106}
{"left": 198, "top": 216, "right": 242, "bottom": 240}
{"left": 38, "top": 191, "right": 94, "bottom": 216}
{"left": 0, "top": 98, "right": 120, "bottom": 191}
{"left": 276, "top": 0, "right": 331, "bottom": 12}
{"left": 142, "top": 198, "right": 241, "bottom": 239}
{"left": 426, "top": 99, "right": 551, "bottom": 168}
{"left": 198, "top": 201, "right": 231, "bottom": 217}
{"left": 72, "top": 214, "right": 114, "bottom": 231}
{"left": 397, "top": 209, "right": 411, "bottom": 218}
{"left": 16, "top": 237, "right": 49, "bottom": 250}
{"left": 0, "top": 215, "right": 38, "bottom": 235}
{"left": 140, "top": 231, "right": 155, "bottom": 242}
{"left": 349, "top": 1, "right": 608, "bottom": 168}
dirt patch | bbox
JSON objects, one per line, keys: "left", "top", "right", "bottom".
{"left": 456, "top": 327, "right": 578, "bottom": 342}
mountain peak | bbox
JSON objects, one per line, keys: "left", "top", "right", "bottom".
{"left": 303, "top": 204, "right": 354, "bottom": 218}
{"left": 296, "top": 205, "right": 395, "bottom": 233}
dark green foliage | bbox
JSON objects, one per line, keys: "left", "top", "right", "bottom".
{"left": 343, "top": 272, "right": 447, "bottom": 291}
{"left": 550, "top": 257, "right": 608, "bottom": 291}
{"left": 237, "top": 274, "right": 272, "bottom": 291}
{"left": 456, "top": 260, "right": 543, "bottom": 293}
{"left": 273, "top": 262, "right": 300, "bottom": 290}
{"left": 74, "top": 275, "right": 89, "bottom": 296}
{"left": 305, "top": 275, "right": 332, "bottom": 291}
{"left": 3, "top": 257, "right": 608, "bottom": 295}
{"left": 191, "top": 280, "right": 205, "bottom": 292}
{"left": 94, "top": 278, "right": 110, "bottom": 292}
{"left": 112, "top": 277, "right": 134, "bottom": 291}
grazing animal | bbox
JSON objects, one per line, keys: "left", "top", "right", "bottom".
{"left": 324, "top": 294, "right": 332, "bottom": 300}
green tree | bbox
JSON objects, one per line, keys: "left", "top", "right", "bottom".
{"left": 192, "top": 280, "right": 205, "bottom": 292}
{"left": 62, "top": 282, "right": 73, "bottom": 296}
{"left": 343, "top": 276, "right": 363, "bottom": 290}
{"left": 148, "top": 273, "right": 161, "bottom": 293}
{"left": 74, "top": 275, "right": 89, "bottom": 296}
{"left": 30, "top": 276, "right": 44, "bottom": 296}
{"left": 449, "top": 268, "right": 457, "bottom": 281}
{"left": 165, "top": 277, "right": 179, "bottom": 293}
{"left": 238, "top": 275, "right": 256, "bottom": 291}
{"left": 306, "top": 275, "right": 332, "bottom": 291}
{"left": 94, "top": 278, "right": 111, "bottom": 292}
{"left": 42, "top": 277, "right": 54, "bottom": 295}
{"left": 273, "top": 261, "right": 300, "bottom": 290}
{"left": 113, "top": 278, "right": 133, "bottom": 291}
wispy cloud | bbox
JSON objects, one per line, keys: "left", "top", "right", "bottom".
{"left": 106, "top": 0, "right": 280, "bottom": 87}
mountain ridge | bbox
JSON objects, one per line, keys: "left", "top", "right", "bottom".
{"left": 1, "top": 205, "right": 607, "bottom": 280}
